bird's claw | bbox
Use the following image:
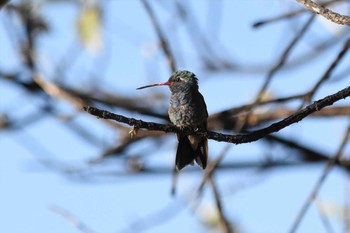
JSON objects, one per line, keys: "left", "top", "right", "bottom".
{"left": 129, "top": 125, "right": 139, "bottom": 138}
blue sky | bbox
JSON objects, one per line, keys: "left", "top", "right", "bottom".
{"left": 0, "top": 1, "right": 349, "bottom": 233}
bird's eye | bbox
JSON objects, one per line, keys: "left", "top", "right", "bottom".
{"left": 175, "top": 77, "right": 181, "bottom": 82}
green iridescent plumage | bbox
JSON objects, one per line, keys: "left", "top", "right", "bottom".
{"left": 137, "top": 70, "right": 208, "bottom": 170}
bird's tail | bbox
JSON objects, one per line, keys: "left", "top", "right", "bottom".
{"left": 195, "top": 138, "right": 208, "bottom": 169}
{"left": 175, "top": 135, "right": 207, "bottom": 171}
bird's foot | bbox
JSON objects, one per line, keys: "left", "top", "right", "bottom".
{"left": 129, "top": 125, "right": 139, "bottom": 138}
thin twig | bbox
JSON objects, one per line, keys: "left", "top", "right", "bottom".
{"left": 209, "top": 106, "right": 350, "bottom": 130}
{"left": 197, "top": 144, "right": 232, "bottom": 196}
{"left": 50, "top": 205, "right": 96, "bottom": 233}
{"left": 141, "top": 0, "right": 177, "bottom": 72}
{"left": 209, "top": 177, "right": 232, "bottom": 233}
{"left": 121, "top": 200, "right": 185, "bottom": 233}
{"left": 315, "top": 199, "right": 336, "bottom": 233}
{"left": 289, "top": 120, "right": 350, "bottom": 233}
{"left": 305, "top": 38, "right": 350, "bottom": 102}
{"left": 257, "top": 14, "right": 315, "bottom": 101}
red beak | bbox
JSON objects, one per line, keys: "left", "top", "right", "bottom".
{"left": 136, "top": 81, "right": 172, "bottom": 90}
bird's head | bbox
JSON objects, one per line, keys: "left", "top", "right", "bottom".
{"left": 136, "top": 70, "right": 198, "bottom": 93}
{"left": 168, "top": 70, "right": 198, "bottom": 93}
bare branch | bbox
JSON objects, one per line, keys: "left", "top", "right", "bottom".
{"left": 306, "top": 38, "right": 350, "bottom": 101}
{"left": 141, "top": 0, "right": 177, "bottom": 72}
{"left": 252, "top": 0, "right": 343, "bottom": 28}
{"left": 257, "top": 14, "right": 315, "bottom": 101}
{"left": 83, "top": 85, "right": 350, "bottom": 144}
{"left": 296, "top": 0, "right": 350, "bottom": 25}
{"left": 289, "top": 121, "right": 350, "bottom": 233}
{"left": 209, "top": 106, "right": 350, "bottom": 130}
{"left": 50, "top": 205, "right": 96, "bottom": 233}
{"left": 209, "top": 177, "right": 232, "bottom": 233}
{"left": 315, "top": 199, "right": 336, "bottom": 233}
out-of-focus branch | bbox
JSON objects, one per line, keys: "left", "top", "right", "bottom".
{"left": 257, "top": 14, "right": 315, "bottom": 101}
{"left": 252, "top": 0, "right": 342, "bottom": 28}
{"left": 209, "top": 177, "right": 232, "bottom": 233}
{"left": 1, "top": 72, "right": 168, "bottom": 120}
{"left": 83, "top": 85, "right": 350, "bottom": 144}
{"left": 0, "top": 0, "right": 9, "bottom": 9}
{"left": 296, "top": 0, "right": 350, "bottom": 25}
{"left": 305, "top": 38, "right": 350, "bottom": 102}
{"left": 209, "top": 106, "right": 350, "bottom": 130}
{"left": 50, "top": 205, "right": 96, "bottom": 233}
{"left": 289, "top": 120, "right": 350, "bottom": 233}
{"left": 315, "top": 199, "right": 336, "bottom": 233}
{"left": 210, "top": 38, "right": 350, "bottom": 131}
{"left": 141, "top": 0, "right": 177, "bottom": 72}
{"left": 33, "top": 75, "right": 87, "bottom": 109}
{"left": 90, "top": 130, "right": 166, "bottom": 163}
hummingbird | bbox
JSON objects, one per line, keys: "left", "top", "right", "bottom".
{"left": 137, "top": 70, "right": 208, "bottom": 170}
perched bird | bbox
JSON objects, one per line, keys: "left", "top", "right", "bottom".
{"left": 137, "top": 70, "right": 208, "bottom": 170}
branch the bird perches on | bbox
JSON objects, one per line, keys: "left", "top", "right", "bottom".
{"left": 83, "top": 85, "right": 350, "bottom": 144}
